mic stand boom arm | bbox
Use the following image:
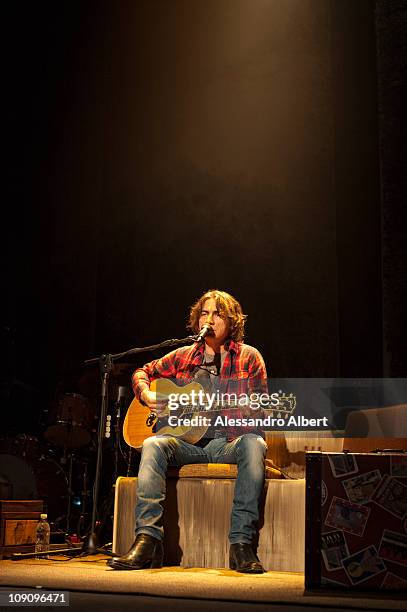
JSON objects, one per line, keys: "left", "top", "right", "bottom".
{"left": 83, "top": 334, "right": 199, "bottom": 366}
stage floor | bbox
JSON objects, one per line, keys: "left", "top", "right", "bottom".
{"left": 0, "top": 556, "right": 405, "bottom": 612}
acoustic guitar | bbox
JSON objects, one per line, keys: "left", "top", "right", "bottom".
{"left": 123, "top": 379, "right": 295, "bottom": 450}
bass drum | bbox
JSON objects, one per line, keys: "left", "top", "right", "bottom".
{"left": 0, "top": 437, "right": 68, "bottom": 523}
{"left": 45, "top": 393, "right": 94, "bottom": 448}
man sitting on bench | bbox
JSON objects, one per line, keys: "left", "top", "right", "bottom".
{"left": 108, "top": 289, "right": 268, "bottom": 573}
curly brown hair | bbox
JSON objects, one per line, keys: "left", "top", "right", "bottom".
{"left": 188, "top": 290, "right": 247, "bottom": 342}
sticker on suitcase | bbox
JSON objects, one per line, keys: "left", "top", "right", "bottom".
{"left": 372, "top": 475, "right": 407, "bottom": 519}
{"left": 391, "top": 456, "right": 407, "bottom": 479}
{"left": 342, "top": 545, "right": 386, "bottom": 585}
{"left": 378, "top": 529, "right": 407, "bottom": 568}
{"left": 321, "top": 529, "right": 350, "bottom": 571}
{"left": 342, "top": 469, "right": 382, "bottom": 504}
{"left": 328, "top": 454, "right": 358, "bottom": 478}
{"left": 381, "top": 571, "right": 407, "bottom": 589}
{"left": 325, "top": 496, "right": 370, "bottom": 536}
{"left": 321, "top": 480, "right": 328, "bottom": 506}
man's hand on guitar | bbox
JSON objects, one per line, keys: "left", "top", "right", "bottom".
{"left": 140, "top": 389, "right": 168, "bottom": 416}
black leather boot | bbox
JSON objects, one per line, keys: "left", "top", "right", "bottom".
{"left": 229, "top": 543, "right": 265, "bottom": 574}
{"left": 107, "top": 534, "right": 163, "bottom": 570}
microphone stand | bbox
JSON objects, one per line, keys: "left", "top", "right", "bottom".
{"left": 11, "top": 333, "right": 198, "bottom": 561}
{"left": 113, "top": 394, "right": 122, "bottom": 485}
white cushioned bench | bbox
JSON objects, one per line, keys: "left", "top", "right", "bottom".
{"left": 112, "top": 463, "right": 306, "bottom": 572}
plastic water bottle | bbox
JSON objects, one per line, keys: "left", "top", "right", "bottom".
{"left": 35, "top": 513, "right": 50, "bottom": 559}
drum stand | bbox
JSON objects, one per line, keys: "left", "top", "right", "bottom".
{"left": 11, "top": 333, "right": 198, "bottom": 561}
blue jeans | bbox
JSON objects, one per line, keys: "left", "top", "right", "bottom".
{"left": 135, "top": 434, "right": 267, "bottom": 544}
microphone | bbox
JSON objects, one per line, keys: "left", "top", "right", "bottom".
{"left": 196, "top": 323, "right": 213, "bottom": 342}
{"left": 116, "top": 386, "right": 127, "bottom": 403}
{"left": 115, "top": 386, "right": 128, "bottom": 417}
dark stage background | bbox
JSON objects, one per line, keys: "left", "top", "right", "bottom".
{"left": 3, "top": 0, "right": 407, "bottom": 435}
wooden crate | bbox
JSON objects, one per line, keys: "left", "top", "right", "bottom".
{"left": 0, "top": 500, "right": 43, "bottom": 558}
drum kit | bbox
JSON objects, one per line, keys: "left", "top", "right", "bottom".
{"left": 0, "top": 364, "right": 134, "bottom": 539}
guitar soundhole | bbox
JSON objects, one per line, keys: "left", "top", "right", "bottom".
{"left": 146, "top": 413, "right": 157, "bottom": 427}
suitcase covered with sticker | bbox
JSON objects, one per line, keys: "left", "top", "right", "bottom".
{"left": 305, "top": 451, "right": 407, "bottom": 590}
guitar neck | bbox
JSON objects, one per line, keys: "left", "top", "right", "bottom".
{"left": 171, "top": 403, "right": 290, "bottom": 417}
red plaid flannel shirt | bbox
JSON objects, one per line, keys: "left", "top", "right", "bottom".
{"left": 132, "top": 339, "right": 268, "bottom": 440}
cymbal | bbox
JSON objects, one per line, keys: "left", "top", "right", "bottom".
{"left": 77, "top": 364, "right": 134, "bottom": 399}
{"left": 109, "top": 363, "right": 135, "bottom": 376}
